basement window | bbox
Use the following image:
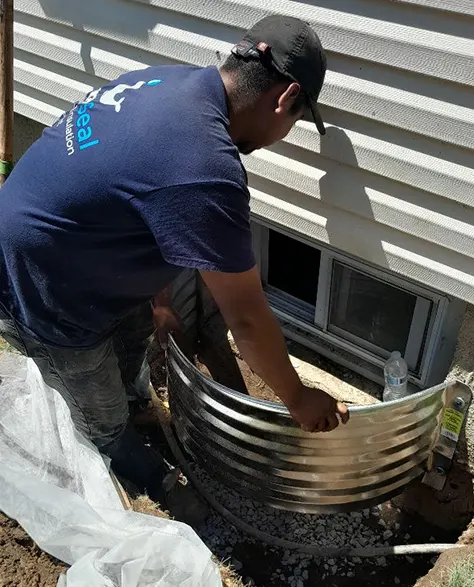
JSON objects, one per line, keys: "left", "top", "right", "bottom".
{"left": 329, "top": 262, "right": 433, "bottom": 372}
{"left": 266, "top": 230, "right": 320, "bottom": 323}
{"left": 252, "top": 223, "right": 446, "bottom": 383}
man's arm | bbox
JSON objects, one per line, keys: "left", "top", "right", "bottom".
{"left": 153, "top": 285, "right": 172, "bottom": 308}
{"left": 152, "top": 286, "right": 182, "bottom": 350}
{"left": 200, "top": 267, "right": 349, "bottom": 432}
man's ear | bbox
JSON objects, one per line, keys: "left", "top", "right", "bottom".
{"left": 276, "top": 82, "right": 301, "bottom": 114}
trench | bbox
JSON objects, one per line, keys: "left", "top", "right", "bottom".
{"left": 149, "top": 275, "right": 474, "bottom": 587}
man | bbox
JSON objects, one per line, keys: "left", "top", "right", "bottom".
{"left": 0, "top": 15, "right": 348, "bottom": 515}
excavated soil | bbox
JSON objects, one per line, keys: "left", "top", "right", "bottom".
{"left": 0, "top": 512, "right": 66, "bottom": 587}
{"left": 415, "top": 547, "right": 474, "bottom": 587}
{"left": 414, "top": 521, "right": 474, "bottom": 587}
{"left": 394, "top": 463, "right": 474, "bottom": 533}
{"left": 194, "top": 312, "right": 381, "bottom": 405}
{"left": 195, "top": 352, "right": 282, "bottom": 403}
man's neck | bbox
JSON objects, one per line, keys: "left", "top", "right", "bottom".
{"left": 219, "top": 69, "right": 253, "bottom": 147}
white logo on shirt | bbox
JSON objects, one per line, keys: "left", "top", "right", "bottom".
{"left": 84, "top": 80, "right": 162, "bottom": 113}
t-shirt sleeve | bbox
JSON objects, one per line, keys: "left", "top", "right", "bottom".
{"left": 131, "top": 181, "right": 256, "bottom": 273}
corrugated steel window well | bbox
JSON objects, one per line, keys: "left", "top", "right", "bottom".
{"left": 167, "top": 333, "right": 471, "bottom": 513}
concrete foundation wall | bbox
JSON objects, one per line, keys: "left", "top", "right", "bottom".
{"left": 394, "top": 304, "right": 474, "bottom": 531}
{"left": 449, "top": 304, "right": 474, "bottom": 475}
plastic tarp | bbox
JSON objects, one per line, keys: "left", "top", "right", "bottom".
{"left": 0, "top": 352, "right": 222, "bottom": 587}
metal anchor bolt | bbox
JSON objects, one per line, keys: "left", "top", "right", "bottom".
{"left": 453, "top": 397, "right": 466, "bottom": 411}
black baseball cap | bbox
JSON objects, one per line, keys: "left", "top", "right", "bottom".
{"left": 231, "top": 15, "right": 327, "bottom": 135}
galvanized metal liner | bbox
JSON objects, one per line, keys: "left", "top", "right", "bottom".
{"left": 168, "top": 337, "right": 447, "bottom": 513}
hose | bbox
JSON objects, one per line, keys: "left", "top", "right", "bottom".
{"left": 151, "top": 389, "right": 463, "bottom": 559}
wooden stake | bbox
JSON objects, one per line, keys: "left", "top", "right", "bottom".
{"left": 110, "top": 470, "right": 133, "bottom": 511}
{"left": 0, "top": 0, "right": 14, "bottom": 186}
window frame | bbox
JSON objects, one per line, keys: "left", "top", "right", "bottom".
{"left": 326, "top": 259, "right": 436, "bottom": 372}
{"left": 251, "top": 221, "right": 448, "bottom": 385}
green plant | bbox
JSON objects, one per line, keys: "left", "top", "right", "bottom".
{"left": 444, "top": 558, "right": 474, "bottom": 587}
{"left": 0, "top": 336, "right": 18, "bottom": 354}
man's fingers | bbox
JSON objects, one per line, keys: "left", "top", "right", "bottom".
{"left": 324, "top": 414, "right": 339, "bottom": 432}
{"left": 301, "top": 419, "right": 326, "bottom": 433}
{"left": 337, "top": 401, "right": 350, "bottom": 424}
{"left": 158, "top": 329, "right": 169, "bottom": 350}
{"left": 314, "top": 420, "right": 327, "bottom": 433}
{"left": 301, "top": 411, "right": 347, "bottom": 433}
{"left": 300, "top": 423, "right": 314, "bottom": 432}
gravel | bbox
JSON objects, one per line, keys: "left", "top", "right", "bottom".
{"left": 193, "top": 465, "right": 404, "bottom": 585}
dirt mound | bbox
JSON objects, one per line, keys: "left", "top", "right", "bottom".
{"left": 0, "top": 512, "right": 66, "bottom": 587}
{"left": 194, "top": 313, "right": 380, "bottom": 406}
{"left": 415, "top": 546, "right": 474, "bottom": 587}
{"left": 414, "top": 513, "right": 474, "bottom": 587}
{"left": 393, "top": 463, "right": 474, "bottom": 532}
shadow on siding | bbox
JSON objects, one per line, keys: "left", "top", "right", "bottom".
{"left": 319, "top": 126, "right": 388, "bottom": 268}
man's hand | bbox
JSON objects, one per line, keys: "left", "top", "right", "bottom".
{"left": 152, "top": 304, "right": 182, "bottom": 350}
{"left": 199, "top": 267, "right": 350, "bottom": 433}
{"left": 286, "top": 385, "right": 349, "bottom": 433}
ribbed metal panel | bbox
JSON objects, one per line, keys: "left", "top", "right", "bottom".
{"left": 168, "top": 336, "right": 462, "bottom": 511}
{"left": 12, "top": 0, "right": 474, "bottom": 302}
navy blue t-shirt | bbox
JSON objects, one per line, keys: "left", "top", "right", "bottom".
{"left": 0, "top": 66, "right": 255, "bottom": 347}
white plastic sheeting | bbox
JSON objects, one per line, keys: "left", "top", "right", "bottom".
{"left": 0, "top": 352, "right": 221, "bottom": 587}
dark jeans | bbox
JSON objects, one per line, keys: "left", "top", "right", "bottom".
{"left": 0, "top": 303, "right": 155, "bottom": 449}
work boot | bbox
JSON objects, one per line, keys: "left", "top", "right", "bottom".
{"left": 102, "top": 422, "right": 167, "bottom": 503}
{"left": 102, "top": 423, "right": 209, "bottom": 526}
{"left": 162, "top": 468, "right": 210, "bottom": 527}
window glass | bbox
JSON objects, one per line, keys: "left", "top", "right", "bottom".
{"left": 267, "top": 229, "right": 320, "bottom": 306}
{"left": 329, "top": 262, "right": 428, "bottom": 354}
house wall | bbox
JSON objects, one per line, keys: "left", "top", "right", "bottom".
{"left": 12, "top": 3, "right": 474, "bottom": 519}
{"left": 13, "top": 113, "right": 44, "bottom": 160}
{"left": 12, "top": 0, "right": 474, "bottom": 307}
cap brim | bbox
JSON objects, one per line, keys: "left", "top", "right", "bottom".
{"left": 309, "top": 100, "right": 326, "bottom": 135}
